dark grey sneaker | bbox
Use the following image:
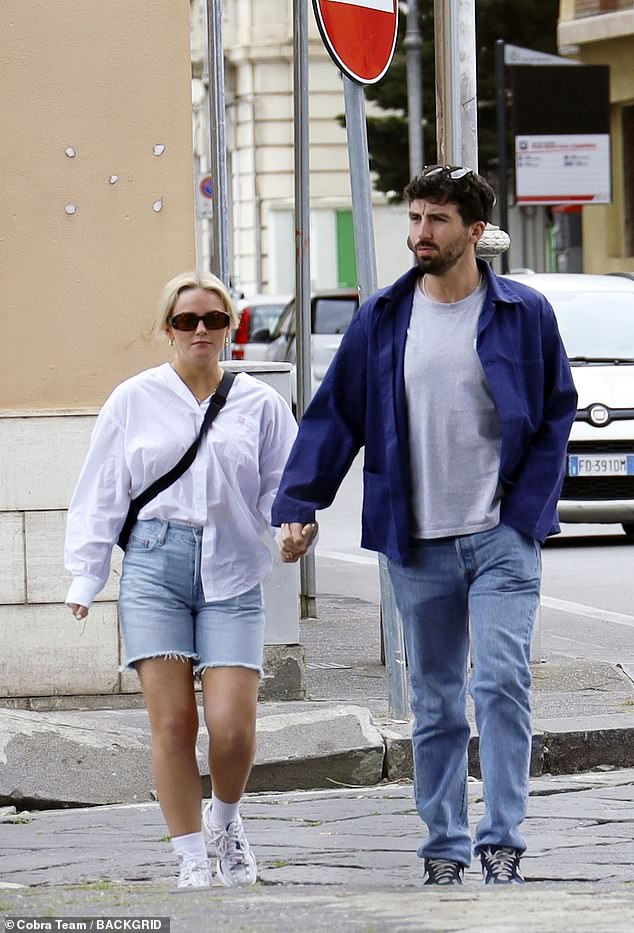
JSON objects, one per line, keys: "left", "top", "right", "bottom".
{"left": 423, "top": 858, "right": 464, "bottom": 885}
{"left": 480, "top": 846, "right": 525, "bottom": 884}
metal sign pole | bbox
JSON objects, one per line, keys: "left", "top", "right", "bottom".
{"left": 206, "top": 0, "right": 230, "bottom": 287}
{"left": 343, "top": 77, "right": 409, "bottom": 722}
{"left": 405, "top": 0, "right": 424, "bottom": 178}
{"left": 495, "top": 39, "right": 510, "bottom": 273}
{"left": 294, "top": 0, "right": 317, "bottom": 618}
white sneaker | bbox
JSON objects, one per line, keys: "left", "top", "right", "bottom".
{"left": 203, "top": 805, "right": 257, "bottom": 886}
{"left": 177, "top": 855, "right": 212, "bottom": 889}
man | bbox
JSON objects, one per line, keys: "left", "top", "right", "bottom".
{"left": 272, "top": 166, "right": 577, "bottom": 885}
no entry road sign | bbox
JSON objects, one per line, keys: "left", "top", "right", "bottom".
{"left": 312, "top": 0, "right": 399, "bottom": 85}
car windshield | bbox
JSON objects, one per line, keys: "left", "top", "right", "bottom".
{"left": 549, "top": 290, "right": 634, "bottom": 360}
{"left": 250, "top": 304, "right": 285, "bottom": 336}
{"left": 271, "top": 295, "right": 358, "bottom": 339}
{"left": 313, "top": 297, "right": 358, "bottom": 334}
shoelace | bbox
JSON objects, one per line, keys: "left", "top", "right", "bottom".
{"left": 426, "top": 858, "right": 461, "bottom": 883}
{"left": 483, "top": 847, "right": 518, "bottom": 881}
{"left": 179, "top": 858, "right": 210, "bottom": 886}
{"left": 214, "top": 820, "right": 251, "bottom": 870}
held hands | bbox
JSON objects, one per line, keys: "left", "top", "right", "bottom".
{"left": 278, "top": 522, "right": 318, "bottom": 563}
{"left": 67, "top": 602, "right": 89, "bottom": 621}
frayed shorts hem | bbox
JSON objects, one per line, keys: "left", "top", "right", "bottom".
{"left": 118, "top": 651, "right": 198, "bottom": 673}
{"left": 119, "top": 653, "right": 263, "bottom": 679}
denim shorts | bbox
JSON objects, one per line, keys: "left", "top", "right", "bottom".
{"left": 118, "top": 519, "right": 266, "bottom": 676}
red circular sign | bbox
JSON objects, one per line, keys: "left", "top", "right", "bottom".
{"left": 313, "top": 0, "right": 399, "bottom": 86}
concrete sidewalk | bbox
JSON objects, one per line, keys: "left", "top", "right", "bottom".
{"left": 1, "top": 593, "right": 634, "bottom": 809}
{"left": 1, "top": 770, "right": 633, "bottom": 931}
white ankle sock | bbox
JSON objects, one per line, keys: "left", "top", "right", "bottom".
{"left": 210, "top": 793, "right": 240, "bottom": 828}
{"left": 172, "top": 831, "right": 208, "bottom": 862}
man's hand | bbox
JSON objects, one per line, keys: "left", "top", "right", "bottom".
{"left": 278, "top": 522, "right": 318, "bottom": 563}
{"left": 66, "top": 602, "right": 89, "bottom": 621}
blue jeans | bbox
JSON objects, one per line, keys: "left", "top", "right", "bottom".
{"left": 387, "top": 523, "right": 541, "bottom": 866}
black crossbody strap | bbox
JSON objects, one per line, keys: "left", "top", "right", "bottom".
{"left": 117, "top": 369, "right": 236, "bottom": 550}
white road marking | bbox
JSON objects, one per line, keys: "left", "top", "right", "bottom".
{"left": 317, "top": 548, "right": 376, "bottom": 565}
{"left": 317, "top": 549, "right": 634, "bottom": 628}
{"left": 540, "top": 595, "right": 634, "bottom": 629}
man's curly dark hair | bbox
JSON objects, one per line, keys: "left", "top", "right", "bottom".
{"left": 404, "top": 167, "right": 496, "bottom": 226}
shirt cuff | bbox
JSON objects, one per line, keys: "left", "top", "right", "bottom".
{"left": 65, "top": 576, "right": 103, "bottom": 610}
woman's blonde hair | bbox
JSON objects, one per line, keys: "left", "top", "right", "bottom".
{"left": 154, "top": 271, "right": 239, "bottom": 337}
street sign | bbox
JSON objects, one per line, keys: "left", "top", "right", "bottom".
{"left": 312, "top": 0, "right": 398, "bottom": 85}
{"left": 504, "top": 44, "right": 578, "bottom": 67}
{"left": 199, "top": 175, "right": 213, "bottom": 199}
{"left": 196, "top": 173, "right": 213, "bottom": 218}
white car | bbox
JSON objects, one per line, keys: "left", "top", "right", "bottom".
{"left": 505, "top": 272, "right": 634, "bottom": 534}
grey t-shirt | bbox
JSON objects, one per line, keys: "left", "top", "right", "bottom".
{"left": 404, "top": 278, "right": 502, "bottom": 539}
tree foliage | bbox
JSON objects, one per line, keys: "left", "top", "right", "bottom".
{"left": 363, "top": 0, "right": 560, "bottom": 198}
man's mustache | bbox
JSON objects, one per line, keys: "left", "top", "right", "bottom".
{"left": 407, "top": 237, "right": 436, "bottom": 253}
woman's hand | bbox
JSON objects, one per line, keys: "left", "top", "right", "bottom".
{"left": 67, "top": 602, "right": 89, "bottom": 621}
{"left": 278, "top": 522, "right": 318, "bottom": 563}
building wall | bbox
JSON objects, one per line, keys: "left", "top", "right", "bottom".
{"left": 1, "top": 0, "right": 196, "bottom": 411}
{"left": 558, "top": 4, "right": 634, "bottom": 272}
{"left": 0, "top": 1, "right": 195, "bottom": 701}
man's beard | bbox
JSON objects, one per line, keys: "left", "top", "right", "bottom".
{"left": 408, "top": 231, "right": 471, "bottom": 276}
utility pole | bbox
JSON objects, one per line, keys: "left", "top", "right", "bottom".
{"left": 434, "top": 0, "right": 510, "bottom": 260}
{"left": 433, "top": 0, "right": 478, "bottom": 169}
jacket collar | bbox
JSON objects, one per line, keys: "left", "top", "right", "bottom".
{"left": 376, "top": 258, "right": 519, "bottom": 312}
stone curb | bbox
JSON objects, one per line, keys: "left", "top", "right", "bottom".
{"left": 3, "top": 706, "right": 634, "bottom": 809}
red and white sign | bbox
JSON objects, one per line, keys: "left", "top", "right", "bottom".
{"left": 312, "top": 0, "right": 398, "bottom": 85}
{"left": 515, "top": 134, "right": 611, "bottom": 205}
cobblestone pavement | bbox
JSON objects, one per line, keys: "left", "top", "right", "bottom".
{"left": 1, "top": 768, "right": 633, "bottom": 932}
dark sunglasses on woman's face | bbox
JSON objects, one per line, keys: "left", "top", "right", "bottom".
{"left": 170, "top": 311, "right": 231, "bottom": 331}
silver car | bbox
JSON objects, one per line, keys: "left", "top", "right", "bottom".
{"left": 265, "top": 289, "right": 360, "bottom": 404}
{"left": 505, "top": 272, "right": 634, "bottom": 534}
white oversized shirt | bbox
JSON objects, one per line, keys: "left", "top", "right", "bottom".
{"left": 64, "top": 364, "right": 298, "bottom": 608}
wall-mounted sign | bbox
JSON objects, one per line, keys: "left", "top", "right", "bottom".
{"left": 515, "top": 134, "right": 611, "bottom": 205}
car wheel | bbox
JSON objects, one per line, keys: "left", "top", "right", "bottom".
{"left": 622, "top": 523, "right": 634, "bottom": 535}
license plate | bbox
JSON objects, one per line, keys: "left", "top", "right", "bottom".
{"left": 568, "top": 453, "right": 634, "bottom": 477}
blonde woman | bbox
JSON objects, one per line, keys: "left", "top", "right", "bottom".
{"left": 65, "top": 271, "right": 297, "bottom": 888}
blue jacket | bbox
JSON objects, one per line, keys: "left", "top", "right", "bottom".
{"left": 271, "top": 260, "right": 578, "bottom": 563}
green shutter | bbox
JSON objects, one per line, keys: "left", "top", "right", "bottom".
{"left": 336, "top": 210, "right": 358, "bottom": 288}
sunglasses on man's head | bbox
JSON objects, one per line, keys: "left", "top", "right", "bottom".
{"left": 170, "top": 311, "right": 231, "bottom": 331}
{"left": 421, "top": 164, "right": 473, "bottom": 179}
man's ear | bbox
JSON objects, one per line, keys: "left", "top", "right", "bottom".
{"left": 471, "top": 220, "right": 487, "bottom": 244}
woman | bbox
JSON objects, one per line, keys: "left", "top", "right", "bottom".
{"left": 64, "top": 271, "right": 298, "bottom": 888}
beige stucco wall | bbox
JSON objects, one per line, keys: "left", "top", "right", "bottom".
{"left": 1, "top": 0, "right": 196, "bottom": 410}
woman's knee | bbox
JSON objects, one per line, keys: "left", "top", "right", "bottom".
{"left": 151, "top": 709, "right": 199, "bottom": 753}
{"left": 207, "top": 719, "right": 255, "bottom": 758}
